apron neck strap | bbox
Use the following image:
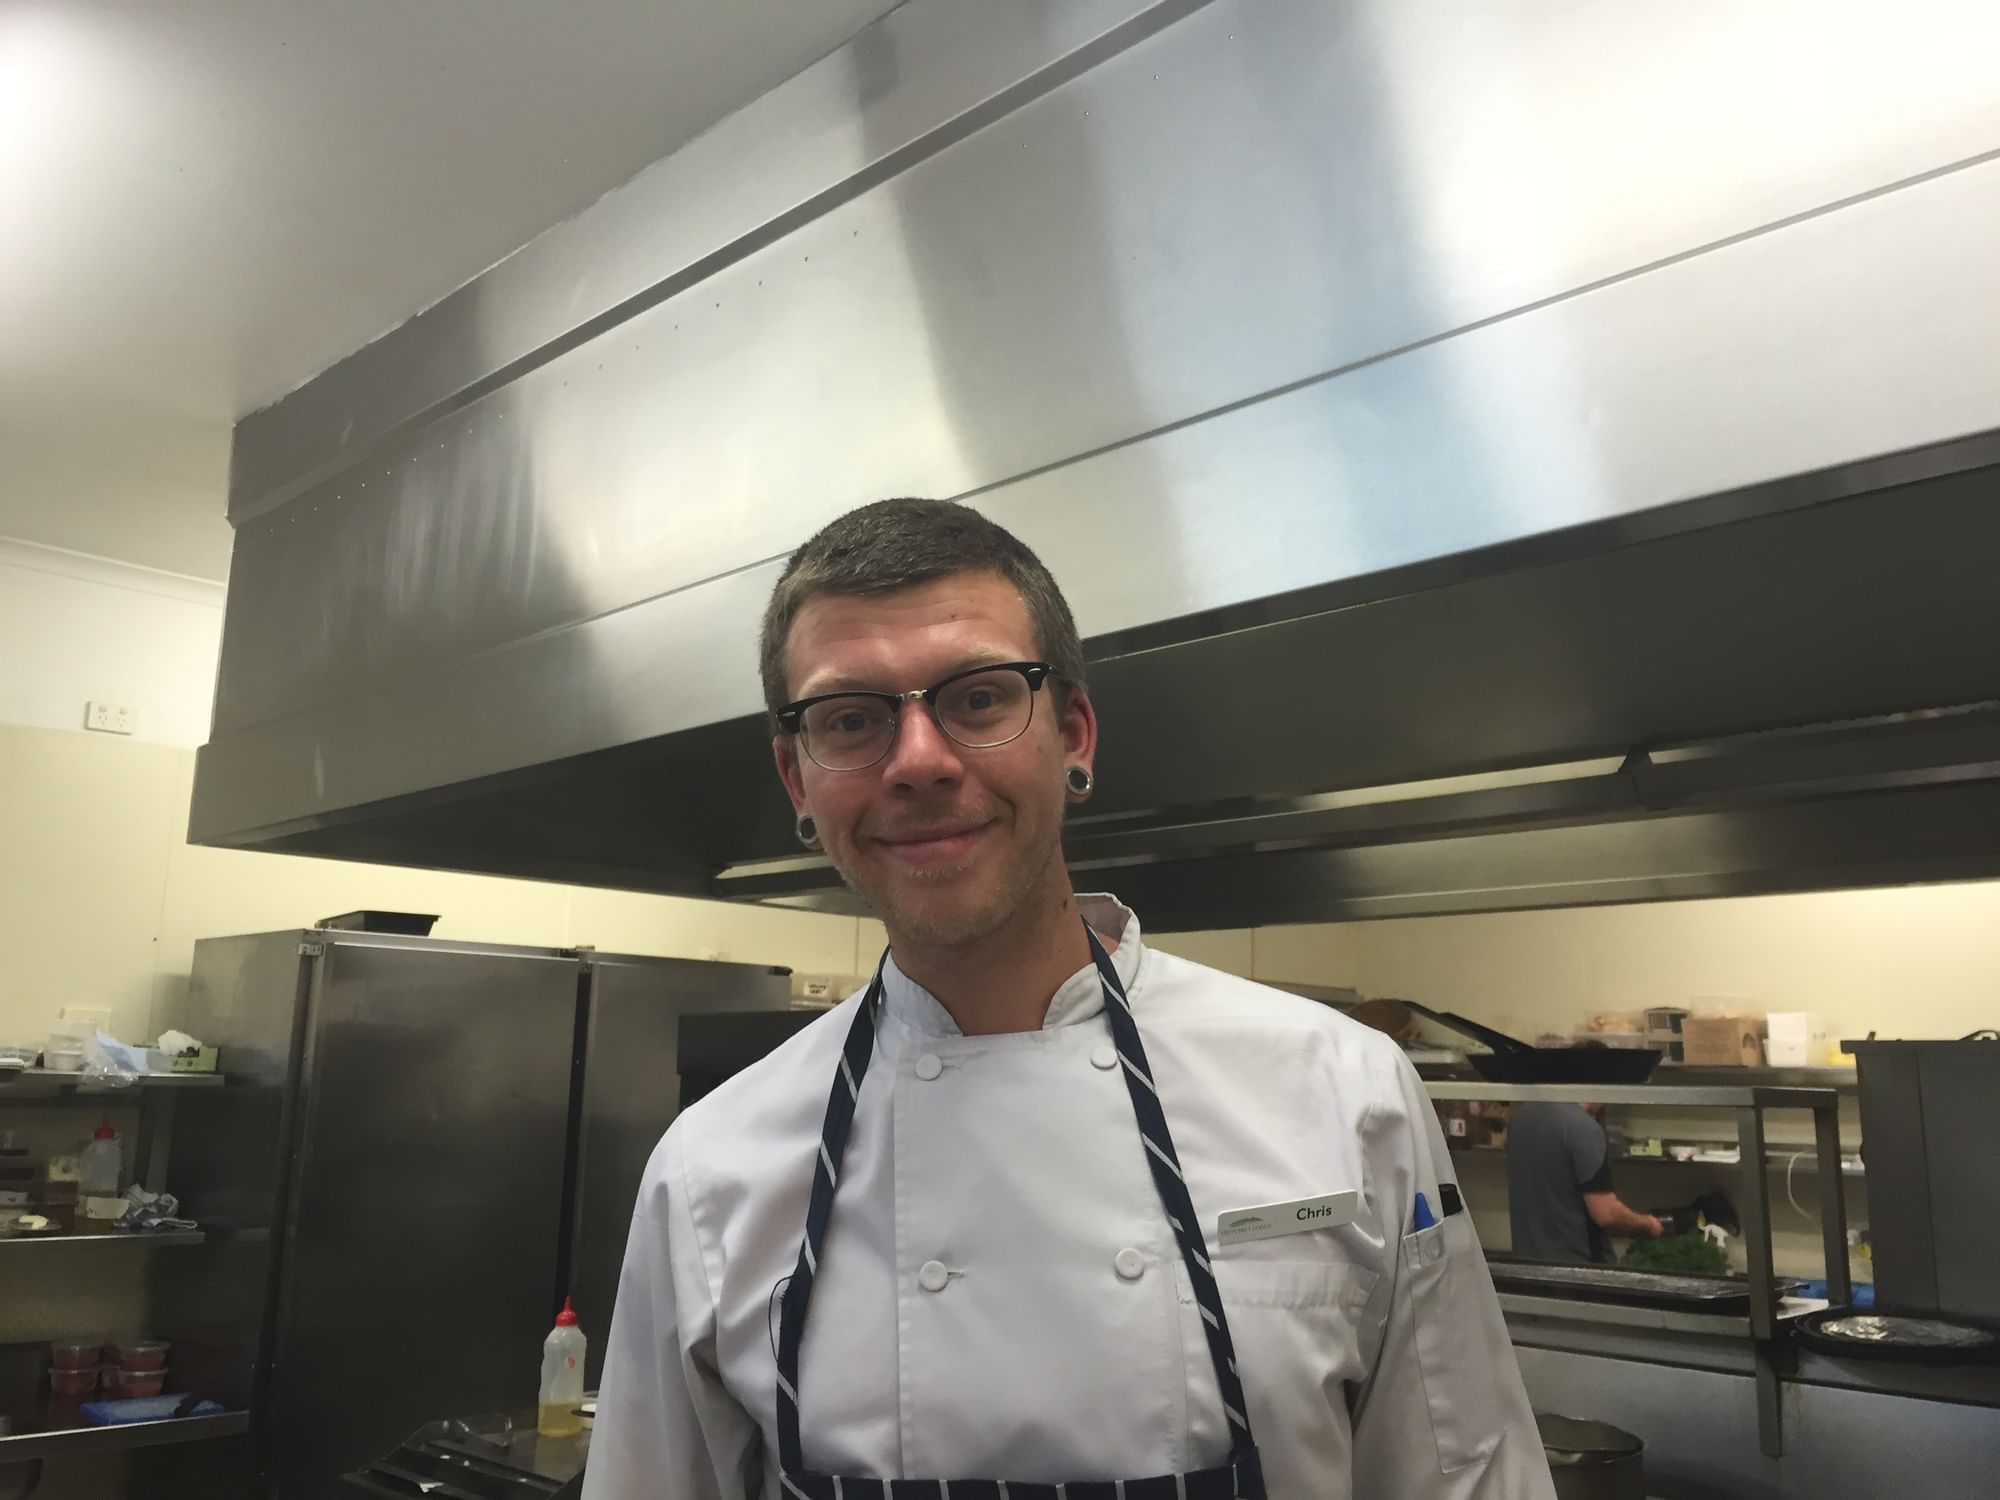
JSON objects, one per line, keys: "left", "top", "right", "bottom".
{"left": 775, "top": 923, "right": 1260, "bottom": 1476}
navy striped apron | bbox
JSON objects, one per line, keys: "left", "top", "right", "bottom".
{"left": 774, "top": 925, "right": 1267, "bottom": 1499}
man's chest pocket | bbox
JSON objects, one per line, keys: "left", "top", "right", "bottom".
{"left": 1173, "top": 1251, "right": 1379, "bottom": 1452}
{"left": 1404, "top": 1213, "right": 1507, "bottom": 1472}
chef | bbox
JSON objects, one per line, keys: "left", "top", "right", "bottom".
{"left": 586, "top": 498, "right": 1555, "bottom": 1499}
{"left": 1507, "top": 1099, "right": 1665, "bottom": 1264}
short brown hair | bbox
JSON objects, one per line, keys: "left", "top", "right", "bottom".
{"left": 759, "top": 498, "right": 1087, "bottom": 722}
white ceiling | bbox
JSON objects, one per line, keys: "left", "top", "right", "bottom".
{"left": 0, "top": 0, "right": 900, "bottom": 580}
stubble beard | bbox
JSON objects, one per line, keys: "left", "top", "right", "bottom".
{"left": 839, "top": 815, "right": 1064, "bottom": 953}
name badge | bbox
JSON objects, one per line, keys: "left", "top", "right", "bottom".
{"left": 1217, "top": 1191, "right": 1360, "bottom": 1246}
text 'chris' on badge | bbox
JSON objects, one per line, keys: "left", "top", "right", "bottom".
{"left": 1216, "top": 1190, "right": 1361, "bottom": 1246}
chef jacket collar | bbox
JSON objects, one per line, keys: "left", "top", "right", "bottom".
{"left": 877, "top": 892, "right": 1145, "bottom": 1038}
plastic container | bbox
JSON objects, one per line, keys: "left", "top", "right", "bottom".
{"left": 537, "top": 1298, "right": 587, "bottom": 1438}
{"left": 110, "top": 1340, "right": 169, "bottom": 1372}
{"left": 80, "top": 1123, "right": 122, "bottom": 1197}
{"left": 46, "top": 1021, "right": 89, "bottom": 1073}
{"left": 1766, "top": 1011, "right": 1829, "bottom": 1068}
{"left": 50, "top": 1366, "right": 101, "bottom": 1396}
{"left": 103, "top": 1367, "right": 166, "bottom": 1397}
{"left": 50, "top": 1340, "right": 102, "bottom": 1371}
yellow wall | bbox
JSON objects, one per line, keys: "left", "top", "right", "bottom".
{"left": 1150, "top": 886, "right": 1999, "bottom": 1048}
{"left": 0, "top": 722, "right": 869, "bottom": 1049}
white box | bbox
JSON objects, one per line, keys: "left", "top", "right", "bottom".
{"left": 788, "top": 972, "right": 863, "bottom": 1010}
{"left": 1766, "top": 1011, "right": 1828, "bottom": 1067}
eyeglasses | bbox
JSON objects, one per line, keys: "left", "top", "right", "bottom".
{"left": 777, "top": 661, "right": 1055, "bottom": 772}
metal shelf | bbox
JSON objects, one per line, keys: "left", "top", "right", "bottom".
{"left": 1498, "top": 1290, "right": 1753, "bottom": 1339}
{"left": 0, "top": 1229, "right": 205, "bottom": 1249}
{"left": 0, "top": 1068, "right": 222, "bottom": 1093}
{"left": 1500, "top": 1290, "right": 1831, "bottom": 1338}
{"left": 1449, "top": 1143, "right": 1865, "bottom": 1177}
{"left": 0, "top": 1408, "right": 248, "bottom": 1461}
{"left": 1420, "top": 1062, "right": 1860, "bottom": 1093}
{"left": 1617, "top": 1152, "right": 1865, "bottom": 1178}
{"left": 1426, "top": 1075, "right": 1848, "bottom": 1459}
{"left": 1426, "top": 1080, "right": 1838, "bottom": 1109}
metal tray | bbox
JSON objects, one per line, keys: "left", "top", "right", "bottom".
{"left": 1489, "top": 1258, "right": 1796, "bottom": 1312}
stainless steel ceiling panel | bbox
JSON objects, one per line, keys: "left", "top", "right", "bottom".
{"left": 200, "top": 153, "right": 2000, "bottom": 834}
{"left": 193, "top": 556, "right": 786, "bottom": 850}
{"left": 225, "top": 0, "right": 1180, "bottom": 519}
{"left": 198, "top": 0, "right": 2000, "bottom": 922}
{"left": 976, "top": 158, "right": 2000, "bottom": 648}
{"left": 1095, "top": 779, "right": 2000, "bottom": 930}
{"left": 190, "top": 445, "right": 2000, "bottom": 885}
{"left": 231, "top": 0, "right": 2000, "bottom": 524}
{"left": 212, "top": 0, "right": 2000, "bottom": 736}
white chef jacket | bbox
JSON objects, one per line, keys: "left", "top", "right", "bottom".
{"left": 585, "top": 895, "right": 1553, "bottom": 1499}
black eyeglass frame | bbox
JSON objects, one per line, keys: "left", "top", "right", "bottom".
{"left": 776, "top": 660, "right": 1056, "bottom": 771}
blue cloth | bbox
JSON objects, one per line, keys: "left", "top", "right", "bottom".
{"left": 80, "top": 1396, "right": 224, "bottom": 1425}
{"left": 1798, "top": 1280, "right": 1874, "bottom": 1308}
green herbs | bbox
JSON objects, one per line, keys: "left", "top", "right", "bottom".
{"left": 1624, "top": 1229, "right": 1729, "bottom": 1275}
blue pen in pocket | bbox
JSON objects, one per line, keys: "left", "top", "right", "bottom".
{"left": 1412, "top": 1191, "right": 1436, "bottom": 1231}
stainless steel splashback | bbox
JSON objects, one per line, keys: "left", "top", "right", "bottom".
{"left": 194, "top": 0, "right": 2000, "bottom": 923}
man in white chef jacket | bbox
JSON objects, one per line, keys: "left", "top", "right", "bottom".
{"left": 586, "top": 499, "right": 1555, "bottom": 1499}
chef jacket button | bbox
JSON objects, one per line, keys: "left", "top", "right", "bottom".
{"left": 1090, "top": 1044, "right": 1116, "bottom": 1071}
{"left": 1114, "top": 1247, "right": 1145, "bottom": 1281}
{"left": 918, "top": 1260, "right": 950, "bottom": 1293}
{"left": 914, "top": 1053, "right": 943, "bottom": 1081}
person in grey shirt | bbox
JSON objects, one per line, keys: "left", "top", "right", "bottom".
{"left": 1507, "top": 1102, "right": 1664, "bottom": 1263}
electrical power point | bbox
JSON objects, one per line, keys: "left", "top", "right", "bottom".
{"left": 85, "top": 701, "right": 136, "bottom": 736}
{"left": 62, "top": 1006, "right": 112, "bottom": 1035}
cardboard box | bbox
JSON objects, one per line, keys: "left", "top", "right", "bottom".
{"left": 1682, "top": 1013, "right": 1766, "bottom": 1066}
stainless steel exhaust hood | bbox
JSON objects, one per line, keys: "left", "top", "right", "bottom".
{"left": 194, "top": 0, "right": 2000, "bottom": 928}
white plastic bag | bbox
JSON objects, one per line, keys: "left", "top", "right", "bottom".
{"left": 81, "top": 1029, "right": 146, "bottom": 1090}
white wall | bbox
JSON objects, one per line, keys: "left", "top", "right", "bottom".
{"left": 0, "top": 720, "right": 876, "bottom": 1049}
{"left": 0, "top": 536, "right": 225, "bottom": 748}
{"left": 1161, "top": 885, "right": 2000, "bottom": 1050}
{"left": 0, "top": 533, "right": 873, "bottom": 1047}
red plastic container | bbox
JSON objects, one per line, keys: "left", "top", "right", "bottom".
{"left": 49, "top": 1339, "right": 101, "bottom": 1371}
{"left": 50, "top": 1365, "right": 100, "bottom": 1396}
{"left": 104, "top": 1366, "right": 166, "bottom": 1397}
{"left": 110, "top": 1339, "right": 170, "bottom": 1372}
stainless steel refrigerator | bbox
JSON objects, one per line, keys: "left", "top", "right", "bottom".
{"left": 160, "top": 929, "right": 790, "bottom": 1498}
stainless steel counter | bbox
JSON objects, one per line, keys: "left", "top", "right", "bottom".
{"left": 343, "top": 1410, "right": 587, "bottom": 1500}
{"left": 0, "top": 1409, "right": 249, "bottom": 1464}
{"left": 1517, "top": 1343, "right": 2000, "bottom": 1500}
{"left": 1425, "top": 1076, "right": 1850, "bottom": 1459}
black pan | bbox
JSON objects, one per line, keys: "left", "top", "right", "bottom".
{"left": 1792, "top": 1308, "right": 2000, "bottom": 1366}
{"left": 1404, "top": 1002, "right": 1664, "bottom": 1083}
